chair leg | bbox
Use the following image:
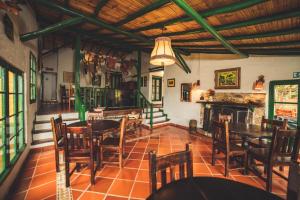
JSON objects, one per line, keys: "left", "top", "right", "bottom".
{"left": 243, "top": 153, "right": 248, "bottom": 175}
{"left": 266, "top": 164, "right": 273, "bottom": 192}
{"left": 211, "top": 146, "right": 216, "bottom": 166}
{"left": 55, "top": 149, "right": 60, "bottom": 172}
{"left": 90, "top": 160, "right": 95, "bottom": 185}
{"left": 65, "top": 161, "right": 70, "bottom": 187}
{"left": 100, "top": 147, "right": 103, "bottom": 168}
{"left": 225, "top": 154, "right": 229, "bottom": 177}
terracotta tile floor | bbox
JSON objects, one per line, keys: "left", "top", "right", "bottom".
{"left": 8, "top": 126, "right": 288, "bottom": 200}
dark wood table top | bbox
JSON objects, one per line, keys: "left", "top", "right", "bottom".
{"left": 147, "top": 177, "right": 282, "bottom": 200}
{"left": 229, "top": 123, "right": 273, "bottom": 138}
{"left": 67, "top": 120, "right": 120, "bottom": 135}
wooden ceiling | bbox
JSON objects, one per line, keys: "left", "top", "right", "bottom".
{"left": 27, "top": 0, "right": 300, "bottom": 55}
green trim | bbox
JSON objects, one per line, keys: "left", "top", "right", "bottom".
{"left": 114, "top": 0, "right": 171, "bottom": 26}
{"left": 172, "top": 0, "right": 248, "bottom": 58}
{"left": 74, "top": 35, "right": 81, "bottom": 112}
{"left": 132, "top": 0, "right": 265, "bottom": 32}
{"left": 174, "top": 50, "right": 191, "bottom": 73}
{"left": 268, "top": 79, "right": 300, "bottom": 127}
{"left": 29, "top": 52, "right": 37, "bottom": 104}
{"left": 20, "top": 17, "right": 84, "bottom": 41}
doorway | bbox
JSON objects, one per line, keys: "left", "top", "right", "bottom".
{"left": 152, "top": 76, "right": 162, "bottom": 101}
{"left": 269, "top": 79, "right": 300, "bottom": 128}
{"left": 42, "top": 72, "right": 57, "bottom": 102}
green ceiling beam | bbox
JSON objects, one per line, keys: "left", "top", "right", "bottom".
{"left": 172, "top": 27, "right": 300, "bottom": 43}
{"left": 114, "top": 0, "right": 171, "bottom": 26}
{"left": 132, "top": 0, "right": 265, "bottom": 32}
{"left": 155, "top": 10, "right": 300, "bottom": 38}
{"left": 20, "top": 16, "right": 84, "bottom": 41}
{"left": 174, "top": 50, "right": 191, "bottom": 73}
{"left": 94, "top": 0, "right": 109, "bottom": 16}
{"left": 172, "top": 0, "right": 248, "bottom": 58}
{"left": 175, "top": 40, "right": 300, "bottom": 49}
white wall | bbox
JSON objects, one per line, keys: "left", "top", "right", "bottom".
{"left": 0, "top": 5, "right": 38, "bottom": 199}
{"left": 163, "top": 55, "right": 300, "bottom": 127}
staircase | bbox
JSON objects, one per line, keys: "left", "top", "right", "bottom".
{"left": 142, "top": 107, "right": 170, "bottom": 128}
{"left": 31, "top": 112, "right": 80, "bottom": 148}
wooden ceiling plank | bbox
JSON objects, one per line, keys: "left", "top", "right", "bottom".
{"left": 171, "top": 27, "right": 300, "bottom": 43}
{"left": 94, "top": 0, "right": 109, "bottom": 16}
{"left": 132, "top": 0, "right": 266, "bottom": 32}
{"left": 157, "top": 10, "right": 300, "bottom": 38}
{"left": 114, "top": 0, "right": 171, "bottom": 27}
{"left": 20, "top": 16, "right": 85, "bottom": 41}
{"left": 172, "top": 0, "right": 248, "bottom": 58}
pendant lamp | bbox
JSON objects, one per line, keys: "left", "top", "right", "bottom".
{"left": 150, "top": 36, "right": 175, "bottom": 66}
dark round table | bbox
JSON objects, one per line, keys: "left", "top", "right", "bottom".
{"left": 229, "top": 123, "right": 273, "bottom": 138}
{"left": 67, "top": 120, "right": 120, "bottom": 136}
{"left": 147, "top": 177, "right": 282, "bottom": 200}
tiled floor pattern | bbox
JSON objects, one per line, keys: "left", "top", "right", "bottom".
{"left": 8, "top": 126, "right": 288, "bottom": 200}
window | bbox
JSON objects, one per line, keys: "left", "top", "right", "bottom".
{"left": 152, "top": 76, "right": 162, "bottom": 101}
{"left": 30, "top": 52, "right": 37, "bottom": 103}
{"left": 269, "top": 79, "right": 300, "bottom": 128}
{"left": 0, "top": 59, "right": 25, "bottom": 182}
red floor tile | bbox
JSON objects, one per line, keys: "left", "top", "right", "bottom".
{"left": 88, "top": 177, "right": 114, "bottom": 193}
{"left": 98, "top": 166, "right": 120, "bottom": 178}
{"left": 130, "top": 182, "right": 150, "bottom": 199}
{"left": 108, "top": 179, "right": 134, "bottom": 196}
{"left": 26, "top": 181, "right": 56, "bottom": 200}
{"left": 80, "top": 191, "right": 105, "bottom": 200}
{"left": 117, "top": 168, "right": 138, "bottom": 180}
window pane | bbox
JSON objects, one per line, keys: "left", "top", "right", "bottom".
{"left": 18, "top": 75, "right": 23, "bottom": 93}
{"left": 9, "top": 116, "right": 16, "bottom": 137}
{"left": 274, "top": 103, "right": 297, "bottom": 122}
{"left": 0, "top": 120, "right": 4, "bottom": 146}
{"left": 9, "top": 94, "right": 16, "bottom": 115}
{"left": 18, "top": 94, "right": 23, "bottom": 112}
{"left": 18, "top": 112, "right": 23, "bottom": 130}
{"left": 8, "top": 71, "right": 15, "bottom": 93}
{"left": 274, "top": 84, "right": 298, "bottom": 103}
{"left": 18, "top": 128, "right": 24, "bottom": 149}
{"left": 0, "top": 94, "right": 4, "bottom": 119}
{"left": 0, "top": 66, "right": 4, "bottom": 92}
{"left": 0, "top": 146, "right": 4, "bottom": 174}
{"left": 9, "top": 136, "right": 16, "bottom": 161}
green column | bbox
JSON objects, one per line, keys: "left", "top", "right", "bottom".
{"left": 136, "top": 51, "right": 142, "bottom": 107}
{"left": 74, "top": 34, "right": 81, "bottom": 111}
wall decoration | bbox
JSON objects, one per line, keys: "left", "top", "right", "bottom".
{"left": 214, "top": 67, "right": 241, "bottom": 89}
{"left": 253, "top": 75, "right": 265, "bottom": 90}
{"left": 167, "top": 78, "right": 175, "bottom": 87}
{"left": 181, "top": 83, "right": 192, "bottom": 102}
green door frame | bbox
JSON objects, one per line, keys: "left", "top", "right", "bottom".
{"left": 152, "top": 76, "right": 162, "bottom": 101}
{"left": 269, "top": 79, "right": 300, "bottom": 127}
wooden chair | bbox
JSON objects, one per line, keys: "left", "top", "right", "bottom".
{"left": 219, "top": 114, "right": 242, "bottom": 145}
{"left": 248, "top": 116, "right": 288, "bottom": 148}
{"left": 211, "top": 120, "right": 248, "bottom": 177}
{"left": 247, "top": 127, "right": 300, "bottom": 192}
{"left": 287, "top": 161, "right": 300, "bottom": 200}
{"left": 100, "top": 117, "right": 127, "bottom": 168}
{"left": 60, "top": 85, "right": 68, "bottom": 105}
{"left": 127, "top": 112, "right": 143, "bottom": 135}
{"left": 50, "top": 114, "right": 63, "bottom": 172}
{"left": 68, "top": 84, "right": 75, "bottom": 110}
{"left": 148, "top": 143, "right": 193, "bottom": 193}
{"left": 61, "top": 123, "right": 99, "bottom": 187}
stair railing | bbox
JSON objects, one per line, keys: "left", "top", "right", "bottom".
{"left": 137, "top": 90, "right": 153, "bottom": 129}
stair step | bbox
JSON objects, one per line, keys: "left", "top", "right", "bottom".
{"left": 31, "top": 138, "right": 53, "bottom": 145}
{"left": 33, "top": 131, "right": 53, "bottom": 141}
{"left": 151, "top": 119, "right": 170, "bottom": 125}
{"left": 35, "top": 118, "right": 79, "bottom": 124}
{"left": 33, "top": 129, "right": 52, "bottom": 134}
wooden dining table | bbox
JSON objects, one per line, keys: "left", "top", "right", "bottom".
{"left": 229, "top": 123, "right": 273, "bottom": 139}
{"left": 147, "top": 177, "right": 282, "bottom": 200}
{"left": 67, "top": 120, "right": 120, "bottom": 136}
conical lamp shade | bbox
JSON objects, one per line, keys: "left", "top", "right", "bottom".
{"left": 150, "top": 37, "right": 175, "bottom": 66}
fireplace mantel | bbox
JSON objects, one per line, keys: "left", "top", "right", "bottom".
{"left": 196, "top": 101, "right": 264, "bottom": 108}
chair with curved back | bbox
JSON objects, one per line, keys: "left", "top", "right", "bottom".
{"left": 50, "top": 114, "right": 63, "bottom": 172}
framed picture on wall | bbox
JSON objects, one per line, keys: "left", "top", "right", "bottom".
{"left": 214, "top": 67, "right": 241, "bottom": 89}
{"left": 167, "top": 78, "right": 175, "bottom": 87}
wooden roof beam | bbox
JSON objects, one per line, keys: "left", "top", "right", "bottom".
{"left": 155, "top": 10, "right": 300, "bottom": 38}
{"left": 172, "top": 0, "right": 248, "bottom": 58}
{"left": 171, "top": 27, "right": 300, "bottom": 43}
{"left": 20, "top": 16, "right": 85, "bottom": 41}
{"left": 132, "top": 0, "right": 265, "bottom": 32}
{"left": 94, "top": 0, "right": 109, "bottom": 16}
{"left": 187, "top": 48, "right": 300, "bottom": 55}
{"left": 114, "top": 0, "right": 171, "bottom": 27}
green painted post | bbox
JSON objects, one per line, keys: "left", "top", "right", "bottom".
{"left": 136, "top": 51, "right": 142, "bottom": 107}
{"left": 150, "top": 105, "right": 153, "bottom": 129}
{"left": 74, "top": 34, "right": 81, "bottom": 112}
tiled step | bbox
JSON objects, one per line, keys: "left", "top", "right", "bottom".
{"left": 143, "top": 107, "right": 160, "bottom": 113}
{"left": 34, "top": 119, "right": 80, "bottom": 131}
{"left": 152, "top": 118, "right": 170, "bottom": 124}
{"left": 145, "top": 115, "right": 168, "bottom": 124}
{"left": 31, "top": 138, "right": 53, "bottom": 146}
{"left": 35, "top": 112, "right": 79, "bottom": 122}
{"left": 33, "top": 131, "right": 53, "bottom": 141}
{"left": 142, "top": 111, "right": 164, "bottom": 118}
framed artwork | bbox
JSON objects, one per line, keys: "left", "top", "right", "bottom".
{"left": 167, "top": 78, "right": 175, "bottom": 87}
{"left": 214, "top": 67, "right": 241, "bottom": 89}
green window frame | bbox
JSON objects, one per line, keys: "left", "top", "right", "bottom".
{"left": 0, "top": 58, "right": 25, "bottom": 183}
{"left": 29, "top": 52, "right": 37, "bottom": 103}
{"left": 152, "top": 76, "right": 162, "bottom": 101}
{"left": 269, "top": 79, "right": 300, "bottom": 128}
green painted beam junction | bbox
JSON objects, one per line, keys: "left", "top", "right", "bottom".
{"left": 132, "top": 0, "right": 265, "bottom": 32}
{"left": 114, "top": 0, "right": 171, "bottom": 27}
{"left": 155, "top": 10, "right": 300, "bottom": 38}
{"left": 171, "top": 27, "right": 300, "bottom": 43}
{"left": 20, "top": 16, "right": 84, "bottom": 41}
{"left": 172, "top": 0, "right": 248, "bottom": 58}
{"left": 94, "top": 0, "right": 109, "bottom": 16}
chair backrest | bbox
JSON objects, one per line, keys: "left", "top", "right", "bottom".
{"left": 269, "top": 127, "right": 300, "bottom": 164}
{"left": 50, "top": 114, "right": 63, "bottom": 149}
{"left": 61, "top": 123, "right": 94, "bottom": 159}
{"left": 148, "top": 143, "right": 193, "bottom": 193}
{"left": 119, "top": 117, "right": 127, "bottom": 150}
{"left": 287, "top": 161, "right": 300, "bottom": 200}
{"left": 219, "top": 114, "right": 233, "bottom": 123}
{"left": 87, "top": 110, "right": 104, "bottom": 121}
{"left": 212, "top": 120, "right": 230, "bottom": 152}
{"left": 261, "top": 116, "right": 288, "bottom": 131}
